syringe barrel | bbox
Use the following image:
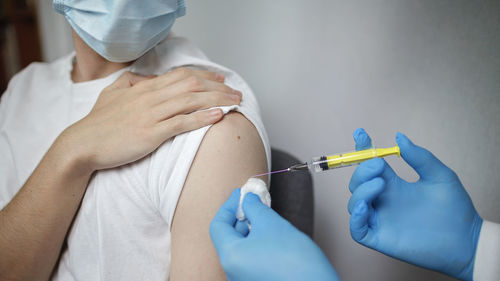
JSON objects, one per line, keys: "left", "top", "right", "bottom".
{"left": 310, "top": 146, "right": 400, "bottom": 172}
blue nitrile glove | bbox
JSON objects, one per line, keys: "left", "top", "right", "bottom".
{"left": 348, "top": 128, "right": 483, "bottom": 281}
{"left": 210, "top": 189, "right": 340, "bottom": 281}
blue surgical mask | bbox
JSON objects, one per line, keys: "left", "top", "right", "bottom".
{"left": 54, "top": 0, "right": 186, "bottom": 63}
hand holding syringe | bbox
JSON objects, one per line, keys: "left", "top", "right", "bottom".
{"left": 212, "top": 129, "right": 484, "bottom": 281}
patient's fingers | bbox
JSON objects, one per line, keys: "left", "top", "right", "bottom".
{"left": 105, "top": 71, "right": 154, "bottom": 91}
{"left": 152, "top": 76, "right": 238, "bottom": 104}
{"left": 134, "top": 67, "right": 224, "bottom": 92}
{"left": 154, "top": 109, "right": 223, "bottom": 141}
{"left": 152, "top": 91, "right": 240, "bottom": 121}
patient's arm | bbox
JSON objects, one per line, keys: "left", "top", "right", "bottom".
{"left": 170, "top": 112, "right": 268, "bottom": 280}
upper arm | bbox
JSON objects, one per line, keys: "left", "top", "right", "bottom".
{"left": 169, "top": 112, "right": 268, "bottom": 280}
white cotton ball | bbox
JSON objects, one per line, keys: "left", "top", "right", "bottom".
{"left": 236, "top": 177, "right": 271, "bottom": 221}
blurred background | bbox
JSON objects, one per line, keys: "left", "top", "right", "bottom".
{"left": 0, "top": 0, "right": 72, "bottom": 95}
{"left": 2, "top": 0, "right": 499, "bottom": 280}
{"left": 0, "top": 0, "right": 40, "bottom": 94}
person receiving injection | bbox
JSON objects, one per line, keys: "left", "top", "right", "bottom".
{"left": 210, "top": 128, "right": 500, "bottom": 281}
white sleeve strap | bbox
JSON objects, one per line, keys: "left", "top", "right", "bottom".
{"left": 473, "top": 220, "right": 500, "bottom": 281}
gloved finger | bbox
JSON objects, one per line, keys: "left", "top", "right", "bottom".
{"left": 235, "top": 220, "right": 250, "bottom": 237}
{"left": 210, "top": 189, "right": 244, "bottom": 247}
{"left": 348, "top": 177, "right": 385, "bottom": 214}
{"left": 349, "top": 158, "right": 385, "bottom": 193}
{"left": 396, "top": 132, "right": 456, "bottom": 181}
{"left": 353, "top": 128, "right": 373, "bottom": 151}
{"left": 379, "top": 159, "right": 398, "bottom": 182}
{"left": 242, "top": 193, "right": 282, "bottom": 229}
{"left": 350, "top": 200, "right": 375, "bottom": 246}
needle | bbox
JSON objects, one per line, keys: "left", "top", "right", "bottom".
{"left": 252, "top": 168, "right": 291, "bottom": 178}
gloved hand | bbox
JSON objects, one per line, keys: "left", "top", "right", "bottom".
{"left": 210, "top": 189, "right": 340, "bottom": 281}
{"left": 348, "top": 128, "right": 483, "bottom": 281}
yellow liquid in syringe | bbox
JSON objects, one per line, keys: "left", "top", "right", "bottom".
{"left": 310, "top": 146, "right": 400, "bottom": 172}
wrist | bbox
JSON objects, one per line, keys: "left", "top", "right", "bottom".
{"left": 457, "top": 213, "right": 483, "bottom": 281}
{"left": 50, "top": 128, "right": 96, "bottom": 177}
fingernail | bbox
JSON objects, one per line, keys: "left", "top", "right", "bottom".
{"left": 210, "top": 109, "right": 222, "bottom": 118}
{"left": 215, "top": 73, "right": 225, "bottom": 82}
{"left": 230, "top": 94, "right": 241, "bottom": 102}
{"left": 233, "top": 90, "right": 242, "bottom": 96}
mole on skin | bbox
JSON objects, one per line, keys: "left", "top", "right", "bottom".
{"left": 237, "top": 136, "right": 241, "bottom": 140}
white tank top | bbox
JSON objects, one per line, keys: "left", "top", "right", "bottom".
{"left": 0, "top": 34, "right": 270, "bottom": 281}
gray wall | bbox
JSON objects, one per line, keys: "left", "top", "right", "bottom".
{"left": 38, "top": 1, "right": 500, "bottom": 280}
{"left": 36, "top": 0, "right": 73, "bottom": 62}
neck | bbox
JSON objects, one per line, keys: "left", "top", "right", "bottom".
{"left": 71, "top": 31, "right": 132, "bottom": 83}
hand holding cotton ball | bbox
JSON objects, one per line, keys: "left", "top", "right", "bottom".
{"left": 236, "top": 178, "right": 271, "bottom": 222}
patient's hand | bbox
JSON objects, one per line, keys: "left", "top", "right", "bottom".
{"left": 170, "top": 112, "right": 268, "bottom": 280}
{"left": 61, "top": 68, "right": 242, "bottom": 172}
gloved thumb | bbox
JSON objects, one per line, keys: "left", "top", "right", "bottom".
{"left": 243, "top": 193, "right": 279, "bottom": 228}
{"left": 235, "top": 220, "right": 250, "bottom": 237}
{"left": 350, "top": 200, "right": 373, "bottom": 246}
{"left": 210, "top": 189, "right": 244, "bottom": 248}
{"left": 396, "top": 132, "right": 455, "bottom": 181}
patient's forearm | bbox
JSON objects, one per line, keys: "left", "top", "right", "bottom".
{"left": 0, "top": 136, "right": 93, "bottom": 281}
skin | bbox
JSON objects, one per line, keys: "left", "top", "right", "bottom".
{"left": 0, "top": 138, "right": 94, "bottom": 281}
{"left": 0, "top": 32, "right": 243, "bottom": 281}
{"left": 170, "top": 112, "right": 268, "bottom": 280}
{"left": 71, "top": 30, "right": 131, "bottom": 82}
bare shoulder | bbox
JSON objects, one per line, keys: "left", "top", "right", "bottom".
{"left": 193, "top": 112, "right": 268, "bottom": 177}
{"left": 169, "top": 112, "right": 268, "bottom": 280}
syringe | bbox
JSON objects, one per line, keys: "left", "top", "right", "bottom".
{"left": 253, "top": 146, "right": 400, "bottom": 177}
